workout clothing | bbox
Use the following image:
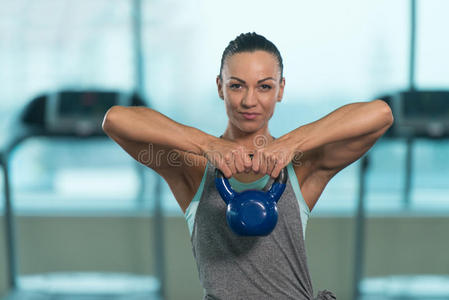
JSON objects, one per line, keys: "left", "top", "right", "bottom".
{"left": 185, "top": 160, "right": 336, "bottom": 300}
{"left": 184, "top": 161, "right": 310, "bottom": 240}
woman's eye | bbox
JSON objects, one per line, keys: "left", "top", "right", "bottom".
{"left": 260, "top": 84, "right": 272, "bottom": 90}
{"left": 230, "top": 84, "right": 241, "bottom": 89}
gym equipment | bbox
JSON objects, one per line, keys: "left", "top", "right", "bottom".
{"left": 377, "top": 90, "right": 449, "bottom": 210}
{"left": 353, "top": 1, "right": 449, "bottom": 299}
{"left": 0, "top": 90, "right": 164, "bottom": 300}
{"left": 354, "top": 97, "right": 449, "bottom": 300}
{"left": 215, "top": 166, "right": 288, "bottom": 236}
{"left": 381, "top": 90, "right": 449, "bottom": 139}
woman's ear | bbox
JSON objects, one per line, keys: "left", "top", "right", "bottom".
{"left": 277, "top": 77, "right": 286, "bottom": 102}
{"left": 216, "top": 75, "right": 224, "bottom": 100}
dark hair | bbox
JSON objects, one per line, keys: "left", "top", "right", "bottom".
{"left": 219, "top": 32, "right": 284, "bottom": 81}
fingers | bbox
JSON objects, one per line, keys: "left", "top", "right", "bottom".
{"left": 220, "top": 164, "right": 233, "bottom": 179}
{"left": 270, "top": 151, "right": 290, "bottom": 178}
{"left": 232, "top": 149, "right": 246, "bottom": 174}
{"left": 252, "top": 150, "right": 289, "bottom": 178}
{"left": 270, "top": 156, "right": 284, "bottom": 178}
{"left": 252, "top": 151, "right": 260, "bottom": 173}
{"left": 224, "top": 152, "right": 237, "bottom": 177}
{"left": 243, "top": 151, "right": 253, "bottom": 173}
{"left": 215, "top": 144, "right": 252, "bottom": 178}
{"left": 262, "top": 153, "right": 276, "bottom": 177}
{"left": 252, "top": 150, "right": 271, "bottom": 174}
{"left": 211, "top": 151, "right": 232, "bottom": 178}
{"left": 267, "top": 154, "right": 277, "bottom": 177}
{"left": 208, "top": 137, "right": 293, "bottom": 179}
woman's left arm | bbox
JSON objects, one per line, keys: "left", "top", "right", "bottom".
{"left": 256, "top": 99, "right": 394, "bottom": 177}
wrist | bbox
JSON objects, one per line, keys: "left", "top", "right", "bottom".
{"left": 195, "top": 129, "right": 217, "bottom": 157}
{"left": 280, "top": 126, "right": 309, "bottom": 154}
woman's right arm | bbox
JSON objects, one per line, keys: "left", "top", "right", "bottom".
{"left": 102, "top": 105, "right": 213, "bottom": 174}
{"left": 102, "top": 105, "right": 252, "bottom": 178}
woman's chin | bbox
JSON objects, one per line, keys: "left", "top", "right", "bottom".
{"left": 238, "top": 123, "right": 263, "bottom": 133}
{"left": 229, "top": 117, "right": 266, "bottom": 133}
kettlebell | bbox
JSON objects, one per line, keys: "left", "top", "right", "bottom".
{"left": 215, "top": 163, "right": 288, "bottom": 236}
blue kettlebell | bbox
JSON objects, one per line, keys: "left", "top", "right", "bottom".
{"left": 215, "top": 165, "right": 288, "bottom": 236}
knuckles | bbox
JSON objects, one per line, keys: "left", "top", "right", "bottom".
{"left": 215, "top": 140, "right": 290, "bottom": 178}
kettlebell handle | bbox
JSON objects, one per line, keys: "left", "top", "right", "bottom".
{"left": 214, "top": 166, "right": 288, "bottom": 188}
{"left": 214, "top": 161, "right": 288, "bottom": 205}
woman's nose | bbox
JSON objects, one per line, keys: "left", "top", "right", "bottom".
{"left": 242, "top": 88, "right": 257, "bottom": 107}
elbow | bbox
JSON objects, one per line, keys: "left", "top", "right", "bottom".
{"left": 102, "top": 105, "right": 125, "bottom": 134}
{"left": 373, "top": 99, "right": 394, "bottom": 128}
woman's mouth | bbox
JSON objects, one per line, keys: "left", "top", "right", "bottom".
{"left": 241, "top": 113, "right": 260, "bottom": 120}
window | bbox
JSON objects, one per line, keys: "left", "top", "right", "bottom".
{"left": 1, "top": 0, "right": 448, "bottom": 215}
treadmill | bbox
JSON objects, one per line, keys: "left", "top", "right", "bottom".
{"left": 354, "top": 91, "right": 449, "bottom": 300}
{"left": 353, "top": 2, "right": 449, "bottom": 298}
{"left": 352, "top": 0, "right": 449, "bottom": 300}
{"left": 1, "top": 90, "right": 165, "bottom": 299}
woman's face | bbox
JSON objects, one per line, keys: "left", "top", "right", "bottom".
{"left": 217, "top": 50, "right": 285, "bottom": 134}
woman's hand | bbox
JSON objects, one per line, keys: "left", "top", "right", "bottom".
{"left": 203, "top": 136, "right": 253, "bottom": 178}
{"left": 251, "top": 135, "right": 299, "bottom": 178}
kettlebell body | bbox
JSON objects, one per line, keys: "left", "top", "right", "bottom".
{"left": 215, "top": 167, "right": 288, "bottom": 236}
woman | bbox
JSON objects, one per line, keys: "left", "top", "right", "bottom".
{"left": 102, "top": 32, "right": 393, "bottom": 300}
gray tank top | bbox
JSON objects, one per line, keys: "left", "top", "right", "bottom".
{"left": 190, "top": 161, "right": 336, "bottom": 300}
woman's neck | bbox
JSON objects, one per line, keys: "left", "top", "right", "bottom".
{"left": 221, "top": 129, "right": 275, "bottom": 153}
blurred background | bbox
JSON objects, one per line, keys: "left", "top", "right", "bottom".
{"left": 0, "top": 0, "right": 448, "bottom": 299}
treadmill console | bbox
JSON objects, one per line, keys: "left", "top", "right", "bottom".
{"left": 45, "top": 91, "right": 131, "bottom": 136}
{"left": 381, "top": 91, "right": 449, "bottom": 138}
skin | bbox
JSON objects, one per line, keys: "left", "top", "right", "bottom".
{"left": 103, "top": 48, "right": 394, "bottom": 213}
{"left": 218, "top": 51, "right": 284, "bottom": 142}
{"left": 215, "top": 50, "right": 286, "bottom": 180}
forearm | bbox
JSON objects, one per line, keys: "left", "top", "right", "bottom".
{"left": 102, "top": 106, "right": 213, "bottom": 156}
{"left": 283, "top": 99, "right": 393, "bottom": 153}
